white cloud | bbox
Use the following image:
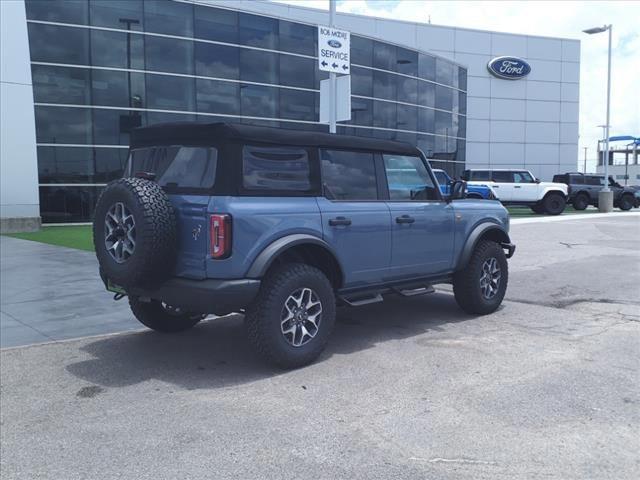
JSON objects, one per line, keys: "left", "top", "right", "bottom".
{"left": 272, "top": 0, "right": 640, "bottom": 171}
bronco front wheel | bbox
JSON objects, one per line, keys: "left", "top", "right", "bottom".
{"left": 244, "top": 263, "right": 336, "bottom": 369}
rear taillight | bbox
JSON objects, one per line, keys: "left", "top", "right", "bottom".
{"left": 210, "top": 214, "right": 232, "bottom": 259}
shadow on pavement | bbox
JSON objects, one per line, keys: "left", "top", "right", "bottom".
{"left": 66, "top": 292, "right": 475, "bottom": 390}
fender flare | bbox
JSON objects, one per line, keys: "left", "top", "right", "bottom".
{"left": 456, "top": 223, "right": 512, "bottom": 271}
{"left": 246, "top": 234, "right": 342, "bottom": 279}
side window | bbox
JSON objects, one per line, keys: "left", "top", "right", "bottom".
{"left": 585, "top": 176, "right": 603, "bottom": 186}
{"left": 242, "top": 145, "right": 311, "bottom": 191}
{"left": 469, "top": 170, "right": 490, "bottom": 181}
{"left": 514, "top": 171, "right": 535, "bottom": 183}
{"left": 569, "top": 175, "right": 584, "bottom": 185}
{"left": 433, "top": 170, "right": 449, "bottom": 185}
{"left": 492, "top": 171, "right": 514, "bottom": 183}
{"left": 383, "top": 154, "right": 438, "bottom": 201}
{"left": 320, "top": 149, "right": 377, "bottom": 200}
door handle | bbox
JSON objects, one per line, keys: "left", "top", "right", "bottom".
{"left": 514, "top": 185, "right": 522, "bottom": 188}
{"left": 493, "top": 185, "right": 500, "bottom": 188}
{"left": 329, "top": 216, "right": 351, "bottom": 226}
{"left": 396, "top": 215, "right": 415, "bottom": 224}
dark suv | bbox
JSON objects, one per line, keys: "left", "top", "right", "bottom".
{"left": 553, "top": 172, "right": 640, "bottom": 211}
{"left": 93, "top": 123, "right": 515, "bottom": 368}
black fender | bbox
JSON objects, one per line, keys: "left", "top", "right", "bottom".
{"left": 456, "top": 222, "right": 514, "bottom": 271}
{"left": 246, "top": 234, "right": 343, "bottom": 279}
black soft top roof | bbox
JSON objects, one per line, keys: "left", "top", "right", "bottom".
{"left": 130, "top": 122, "right": 421, "bottom": 156}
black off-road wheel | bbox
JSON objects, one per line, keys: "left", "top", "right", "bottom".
{"left": 572, "top": 193, "right": 589, "bottom": 211}
{"left": 618, "top": 194, "right": 635, "bottom": 211}
{"left": 453, "top": 240, "right": 508, "bottom": 315}
{"left": 93, "top": 178, "right": 177, "bottom": 289}
{"left": 245, "top": 263, "right": 336, "bottom": 369}
{"left": 542, "top": 192, "right": 566, "bottom": 215}
{"left": 530, "top": 204, "right": 545, "bottom": 214}
{"left": 129, "top": 296, "right": 203, "bottom": 333}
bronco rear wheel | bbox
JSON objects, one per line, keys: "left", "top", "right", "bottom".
{"left": 618, "top": 193, "right": 634, "bottom": 211}
{"left": 129, "top": 296, "right": 203, "bottom": 333}
{"left": 245, "top": 263, "right": 336, "bottom": 369}
{"left": 93, "top": 177, "right": 177, "bottom": 289}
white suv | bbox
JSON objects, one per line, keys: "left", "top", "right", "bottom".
{"left": 462, "top": 169, "right": 568, "bottom": 215}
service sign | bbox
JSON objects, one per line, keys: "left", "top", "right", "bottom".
{"left": 487, "top": 56, "right": 531, "bottom": 80}
{"left": 318, "top": 25, "right": 350, "bottom": 74}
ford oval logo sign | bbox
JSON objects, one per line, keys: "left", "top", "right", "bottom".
{"left": 487, "top": 56, "right": 531, "bottom": 80}
{"left": 327, "top": 39, "right": 342, "bottom": 48}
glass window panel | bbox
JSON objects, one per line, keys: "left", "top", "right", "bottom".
{"left": 92, "top": 69, "right": 146, "bottom": 108}
{"left": 351, "top": 35, "right": 373, "bottom": 67}
{"left": 243, "top": 146, "right": 310, "bottom": 191}
{"left": 351, "top": 66, "right": 373, "bottom": 97}
{"left": 417, "top": 135, "right": 435, "bottom": 158}
{"left": 458, "top": 115, "right": 466, "bottom": 138}
{"left": 418, "top": 81, "right": 435, "bottom": 108}
{"left": 435, "top": 111, "right": 452, "bottom": 136}
{"left": 195, "top": 42, "right": 239, "bottom": 79}
{"left": 396, "top": 47, "right": 418, "bottom": 77}
{"left": 349, "top": 97, "right": 373, "bottom": 127}
{"left": 95, "top": 148, "right": 129, "bottom": 182}
{"left": 143, "top": 0, "right": 193, "bottom": 36}
{"left": 239, "top": 13, "right": 278, "bottom": 49}
{"left": 38, "top": 146, "right": 93, "bottom": 183}
{"left": 35, "top": 106, "right": 92, "bottom": 144}
{"left": 196, "top": 79, "right": 239, "bottom": 115}
{"left": 383, "top": 154, "right": 438, "bottom": 201}
{"left": 145, "top": 36, "right": 193, "bottom": 74}
{"left": 89, "top": 1, "right": 143, "bottom": 30}
{"left": 393, "top": 131, "right": 417, "bottom": 146}
{"left": 28, "top": 24, "right": 89, "bottom": 65}
{"left": 39, "top": 186, "right": 102, "bottom": 223}
{"left": 492, "top": 171, "right": 514, "bottom": 183}
{"left": 26, "top": 0, "right": 88, "bottom": 24}
{"left": 146, "top": 74, "right": 195, "bottom": 111}
{"left": 240, "top": 84, "right": 278, "bottom": 118}
{"left": 194, "top": 5, "right": 238, "bottom": 44}
{"left": 321, "top": 150, "right": 377, "bottom": 200}
{"left": 458, "top": 67, "right": 468, "bottom": 91}
{"left": 397, "top": 104, "right": 418, "bottom": 132}
{"left": 373, "top": 41, "right": 396, "bottom": 71}
{"left": 146, "top": 111, "right": 195, "bottom": 125}
{"left": 315, "top": 68, "right": 329, "bottom": 89}
{"left": 279, "top": 89, "right": 315, "bottom": 122}
{"left": 31, "top": 65, "right": 91, "bottom": 105}
{"left": 91, "top": 29, "right": 144, "bottom": 69}
{"left": 240, "top": 49, "right": 278, "bottom": 84}
{"left": 92, "top": 109, "right": 139, "bottom": 145}
{"left": 418, "top": 54, "right": 436, "bottom": 81}
{"left": 418, "top": 108, "right": 435, "bottom": 134}
{"left": 435, "top": 85, "right": 453, "bottom": 111}
{"left": 459, "top": 92, "right": 467, "bottom": 114}
{"left": 373, "top": 100, "right": 396, "bottom": 129}
{"left": 436, "top": 58, "right": 454, "bottom": 86}
{"left": 397, "top": 76, "right": 418, "bottom": 104}
{"left": 279, "top": 20, "right": 314, "bottom": 56}
{"left": 373, "top": 70, "right": 396, "bottom": 101}
{"left": 279, "top": 55, "right": 315, "bottom": 89}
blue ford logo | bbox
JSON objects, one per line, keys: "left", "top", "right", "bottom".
{"left": 487, "top": 56, "right": 531, "bottom": 80}
{"left": 327, "top": 39, "right": 342, "bottom": 49}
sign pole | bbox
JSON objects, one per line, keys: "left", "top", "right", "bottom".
{"left": 329, "top": 0, "right": 336, "bottom": 134}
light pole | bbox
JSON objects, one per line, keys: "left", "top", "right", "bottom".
{"left": 329, "top": 0, "right": 336, "bottom": 134}
{"left": 583, "top": 147, "right": 588, "bottom": 173}
{"left": 583, "top": 24, "right": 613, "bottom": 212}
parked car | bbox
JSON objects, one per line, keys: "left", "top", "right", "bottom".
{"left": 552, "top": 172, "right": 640, "bottom": 211}
{"left": 93, "top": 123, "right": 516, "bottom": 369}
{"left": 462, "top": 169, "right": 568, "bottom": 215}
{"left": 432, "top": 169, "right": 498, "bottom": 200}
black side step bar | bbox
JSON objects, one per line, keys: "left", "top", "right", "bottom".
{"left": 340, "top": 293, "right": 384, "bottom": 307}
{"left": 391, "top": 284, "right": 435, "bottom": 297}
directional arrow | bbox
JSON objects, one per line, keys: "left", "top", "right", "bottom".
{"left": 332, "top": 63, "right": 338, "bottom": 69}
{"left": 321, "top": 61, "right": 328, "bottom": 67}
{"left": 342, "top": 64, "right": 348, "bottom": 71}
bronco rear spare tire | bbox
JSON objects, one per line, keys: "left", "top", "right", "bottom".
{"left": 93, "top": 177, "right": 177, "bottom": 288}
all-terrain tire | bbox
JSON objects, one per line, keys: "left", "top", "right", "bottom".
{"left": 618, "top": 193, "right": 635, "bottom": 211}
{"left": 572, "top": 193, "right": 589, "bottom": 211}
{"left": 245, "top": 263, "right": 336, "bottom": 369}
{"left": 93, "top": 177, "right": 177, "bottom": 288}
{"left": 530, "top": 204, "right": 545, "bottom": 214}
{"left": 453, "top": 240, "right": 508, "bottom": 315}
{"left": 129, "top": 296, "right": 203, "bottom": 333}
{"left": 542, "top": 192, "right": 566, "bottom": 215}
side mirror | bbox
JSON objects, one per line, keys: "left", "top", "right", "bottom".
{"left": 535, "top": 178, "right": 541, "bottom": 184}
{"left": 450, "top": 180, "right": 467, "bottom": 201}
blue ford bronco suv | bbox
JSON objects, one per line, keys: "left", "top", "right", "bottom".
{"left": 94, "top": 123, "right": 515, "bottom": 368}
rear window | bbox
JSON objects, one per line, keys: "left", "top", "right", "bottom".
{"left": 242, "top": 145, "right": 311, "bottom": 191}
{"left": 127, "top": 146, "right": 217, "bottom": 189}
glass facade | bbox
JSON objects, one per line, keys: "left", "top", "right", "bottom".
{"left": 25, "top": 0, "right": 467, "bottom": 223}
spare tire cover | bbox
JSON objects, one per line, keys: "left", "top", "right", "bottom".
{"left": 93, "top": 177, "right": 177, "bottom": 289}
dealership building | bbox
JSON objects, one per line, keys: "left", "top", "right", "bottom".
{"left": 0, "top": 0, "right": 580, "bottom": 230}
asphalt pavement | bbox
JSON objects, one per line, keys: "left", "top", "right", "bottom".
{"left": 1, "top": 213, "right": 639, "bottom": 479}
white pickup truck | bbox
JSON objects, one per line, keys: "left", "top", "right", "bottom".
{"left": 462, "top": 169, "right": 568, "bottom": 215}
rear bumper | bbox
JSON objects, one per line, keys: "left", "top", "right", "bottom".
{"left": 110, "top": 277, "right": 261, "bottom": 315}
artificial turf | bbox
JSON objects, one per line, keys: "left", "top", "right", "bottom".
{"left": 5, "top": 225, "right": 94, "bottom": 251}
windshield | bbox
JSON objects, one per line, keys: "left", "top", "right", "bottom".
{"left": 126, "top": 146, "right": 217, "bottom": 189}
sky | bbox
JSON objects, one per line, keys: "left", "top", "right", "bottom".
{"left": 272, "top": 0, "right": 640, "bottom": 171}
